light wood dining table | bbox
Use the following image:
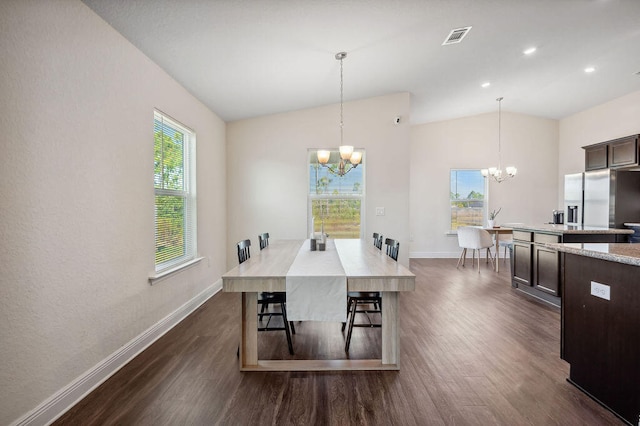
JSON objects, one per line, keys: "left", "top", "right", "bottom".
{"left": 480, "top": 227, "right": 513, "bottom": 272}
{"left": 222, "top": 239, "right": 415, "bottom": 371}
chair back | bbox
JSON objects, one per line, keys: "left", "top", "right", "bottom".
{"left": 237, "top": 239, "right": 251, "bottom": 264}
{"left": 385, "top": 238, "right": 400, "bottom": 261}
{"left": 372, "top": 232, "right": 383, "bottom": 250}
{"left": 457, "top": 227, "right": 493, "bottom": 250}
{"left": 258, "top": 232, "right": 270, "bottom": 250}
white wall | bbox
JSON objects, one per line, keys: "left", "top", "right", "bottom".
{"left": 410, "top": 111, "right": 559, "bottom": 257}
{"left": 558, "top": 89, "right": 640, "bottom": 205}
{"left": 0, "top": 2, "right": 226, "bottom": 424}
{"left": 226, "top": 93, "right": 411, "bottom": 266}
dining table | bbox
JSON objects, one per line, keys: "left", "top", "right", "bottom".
{"left": 222, "top": 238, "right": 415, "bottom": 371}
{"left": 479, "top": 226, "right": 513, "bottom": 272}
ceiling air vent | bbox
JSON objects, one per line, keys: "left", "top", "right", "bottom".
{"left": 442, "top": 26, "right": 472, "bottom": 45}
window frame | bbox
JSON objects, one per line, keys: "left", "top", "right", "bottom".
{"left": 308, "top": 148, "right": 365, "bottom": 239}
{"left": 449, "top": 168, "right": 488, "bottom": 232}
{"left": 153, "top": 110, "right": 198, "bottom": 276}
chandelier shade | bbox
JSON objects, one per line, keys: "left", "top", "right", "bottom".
{"left": 317, "top": 150, "right": 331, "bottom": 164}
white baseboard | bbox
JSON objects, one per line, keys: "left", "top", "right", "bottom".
{"left": 410, "top": 251, "right": 510, "bottom": 259}
{"left": 410, "top": 251, "right": 459, "bottom": 258}
{"left": 13, "top": 280, "right": 222, "bottom": 426}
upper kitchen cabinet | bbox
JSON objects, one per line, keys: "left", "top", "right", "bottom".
{"left": 584, "top": 144, "right": 608, "bottom": 170}
{"left": 608, "top": 135, "right": 638, "bottom": 168}
{"left": 583, "top": 134, "right": 639, "bottom": 171}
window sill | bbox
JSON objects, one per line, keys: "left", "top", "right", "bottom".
{"left": 149, "top": 257, "right": 204, "bottom": 285}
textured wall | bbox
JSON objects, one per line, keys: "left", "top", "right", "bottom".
{"left": 0, "top": 1, "right": 226, "bottom": 424}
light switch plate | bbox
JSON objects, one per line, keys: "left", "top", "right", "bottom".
{"left": 590, "top": 281, "right": 610, "bottom": 300}
{"left": 375, "top": 207, "right": 385, "bottom": 216}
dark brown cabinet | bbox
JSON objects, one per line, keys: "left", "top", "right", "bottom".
{"left": 562, "top": 253, "right": 640, "bottom": 425}
{"left": 584, "top": 144, "right": 607, "bottom": 170}
{"left": 512, "top": 230, "right": 560, "bottom": 295}
{"left": 532, "top": 233, "right": 560, "bottom": 296}
{"left": 511, "top": 231, "right": 532, "bottom": 287}
{"left": 512, "top": 241, "right": 532, "bottom": 287}
{"left": 583, "top": 134, "right": 639, "bottom": 170}
{"left": 609, "top": 135, "right": 638, "bottom": 168}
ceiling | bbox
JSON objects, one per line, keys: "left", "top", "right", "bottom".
{"left": 83, "top": 0, "right": 640, "bottom": 124}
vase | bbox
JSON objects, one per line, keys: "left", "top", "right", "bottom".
{"left": 488, "top": 219, "right": 495, "bottom": 228}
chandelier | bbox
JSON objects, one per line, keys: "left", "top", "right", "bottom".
{"left": 316, "top": 52, "right": 362, "bottom": 177}
{"left": 481, "top": 97, "right": 517, "bottom": 183}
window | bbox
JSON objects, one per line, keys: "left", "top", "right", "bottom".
{"left": 308, "top": 149, "right": 364, "bottom": 238}
{"left": 154, "top": 111, "right": 196, "bottom": 272}
{"left": 450, "top": 169, "right": 487, "bottom": 230}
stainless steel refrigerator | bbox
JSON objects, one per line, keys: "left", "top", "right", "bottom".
{"left": 564, "top": 169, "right": 640, "bottom": 228}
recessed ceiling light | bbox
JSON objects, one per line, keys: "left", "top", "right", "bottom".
{"left": 481, "top": 82, "right": 491, "bottom": 88}
{"left": 585, "top": 67, "right": 596, "bottom": 73}
{"left": 523, "top": 47, "right": 537, "bottom": 55}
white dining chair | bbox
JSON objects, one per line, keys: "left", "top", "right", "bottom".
{"left": 456, "top": 227, "right": 495, "bottom": 272}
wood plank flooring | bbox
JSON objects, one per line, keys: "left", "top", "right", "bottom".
{"left": 54, "top": 259, "right": 623, "bottom": 425}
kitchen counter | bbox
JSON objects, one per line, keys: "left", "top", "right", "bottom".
{"left": 549, "top": 242, "right": 640, "bottom": 267}
{"left": 510, "top": 223, "right": 634, "bottom": 235}
{"left": 509, "top": 225, "right": 633, "bottom": 308}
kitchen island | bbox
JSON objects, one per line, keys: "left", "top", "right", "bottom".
{"left": 554, "top": 243, "right": 640, "bottom": 425}
{"left": 510, "top": 224, "right": 632, "bottom": 307}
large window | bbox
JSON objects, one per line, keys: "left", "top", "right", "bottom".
{"left": 154, "top": 111, "right": 196, "bottom": 272}
{"left": 450, "top": 169, "right": 487, "bottom": 230}
{"left": 309, "top": 149, "right": 364, "bottom": 239}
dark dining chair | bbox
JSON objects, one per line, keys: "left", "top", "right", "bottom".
{"left": 342, "top": 290, "right": 382, "bottom": 353}
{"left": 257, "top": 232, "right": 294, "bottom": 335}
{"left": 236, "top": 238, "right": 294, "bottom": 355}
{"left": 258, "top": 233, "right": 270, "bottom": 320}
{"left": 237, "top": 239, "right": 251, "bottom": 264}
{"left": 342, "top": 236, "right": 399, "bottom": 353}
{"left": 385, "top": 238, "right": 400, "bottom": 261}
{"left": 373, "top": 232, "right": 383, "bottom": 250}
{"left": 258, "top": 232, "right": 269, "bottom": 250}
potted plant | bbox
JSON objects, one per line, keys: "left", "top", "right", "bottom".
{"left": 488, "top": 207, "right": 501, "bottom": 228}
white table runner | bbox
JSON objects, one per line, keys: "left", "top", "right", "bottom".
{"left": 285, "top": 239, "right": 347, "bottom": 322}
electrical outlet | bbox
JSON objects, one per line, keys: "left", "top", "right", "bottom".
{"left": 375, "top": 207, "right": 385, "bottom": 216}
{"left": 590, "top": 281, "right": 610, "bottom": 300}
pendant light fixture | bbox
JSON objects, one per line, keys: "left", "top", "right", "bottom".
{"left": 482, "top": 97, "right": 517, "bottom": 183}
{"left": 316, "top": 51, "right": 361, "bottom": 177}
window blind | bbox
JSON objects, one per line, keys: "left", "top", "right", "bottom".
{"left": 154, "top": 111, "right": 196, "bottom": 272}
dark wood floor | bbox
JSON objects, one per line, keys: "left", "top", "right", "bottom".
{"left": 55, "top": 259, "right": 623, "bottom": 425}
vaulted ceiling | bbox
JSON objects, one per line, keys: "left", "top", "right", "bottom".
{"left": 84, "top": 0, "right": 640, "bottom": 124}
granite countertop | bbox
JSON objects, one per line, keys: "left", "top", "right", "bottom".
{"left": 509, "top": 223, "right": 634, "bottom": 235}
{"left": 547, "top": 243, "right": 640, "bottom": 267}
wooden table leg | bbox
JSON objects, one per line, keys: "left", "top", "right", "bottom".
{"left": 381, "top": 292, "right": 399, "bottom": 366}
{"left": 241, "top": 292, "right": 258, "bottom": 368}
{"left": 495, "top": 236, "right": 500, "bottom": 272}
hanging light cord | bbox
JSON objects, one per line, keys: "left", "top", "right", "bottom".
{"left": 497, "top": 96, "right": 503, "bottom": 171}
{"left": 339, "top": 53, "right": 345, "bottom": 146}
